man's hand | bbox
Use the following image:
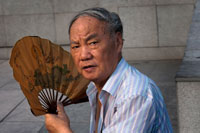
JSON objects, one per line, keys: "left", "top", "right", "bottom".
{"left": 45, "top": 103, "right": 72, "bottom": 133}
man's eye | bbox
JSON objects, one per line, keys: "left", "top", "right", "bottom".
{"left": 71, "top": 45, "right": 79, "bottom": 49}
{"left": 90, "top": 41, "right": 97, "bottom": 45}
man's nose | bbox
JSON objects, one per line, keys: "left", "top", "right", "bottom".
{"left": 80, "top": 46, "right": 92, "bottom": 61}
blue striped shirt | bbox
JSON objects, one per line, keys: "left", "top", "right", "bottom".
{"left": 86, "top": 58, "right": 173, "bottom": 133}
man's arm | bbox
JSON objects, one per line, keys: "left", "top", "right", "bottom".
{"left": 45, "top": 103, "right": 73, "bottom": 133}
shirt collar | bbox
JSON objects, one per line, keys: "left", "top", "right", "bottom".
{"left": 86, "top": 58, "right": 128, "bottom": 97}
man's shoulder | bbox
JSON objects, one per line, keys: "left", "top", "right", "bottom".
{"left": 115, "top": 65, "right": 161, "bottom": 103}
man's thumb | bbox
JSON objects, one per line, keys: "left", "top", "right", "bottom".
{"left": 57, "top": 102, "right": 65, "bottom": 116}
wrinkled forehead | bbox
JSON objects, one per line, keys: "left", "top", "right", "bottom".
{"left": 69, "top": 16, "right": 109, "bottom": 37}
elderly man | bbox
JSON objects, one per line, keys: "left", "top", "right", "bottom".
{"left": 45, "top": 7, "right": 173, "bottom": 133}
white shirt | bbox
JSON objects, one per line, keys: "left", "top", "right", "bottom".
{"left": 86, "top": 58, "right": 173, "bottom": 133}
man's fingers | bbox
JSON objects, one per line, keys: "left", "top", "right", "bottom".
{"left": 44, "top": 103, "right": 72, "bottom": 132}
{"left": 44, "top": 113, "right": 56, "bottom": 130}
{"left": 45, "top": 113, "right": 56, "bottom": 123}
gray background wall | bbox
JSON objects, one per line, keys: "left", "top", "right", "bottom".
{"left": 0, "top": 0, "right": 196, "bottom": 61}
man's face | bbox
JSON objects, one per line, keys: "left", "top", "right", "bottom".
{"left": 70, "top": 16, "right": 122, "bottom": 85}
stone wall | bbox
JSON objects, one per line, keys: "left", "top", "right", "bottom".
{"left": 0, "top": 0, "right": 196, "bottom": 60}
{"left": 176, "top": 0, "right": 200, "bottom": 132}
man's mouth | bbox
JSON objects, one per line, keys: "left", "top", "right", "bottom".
{"left": 82, "top": 65, "right": 96, "bottom": 72}
{"left": 82, "top": 65, "right": 95, "bottom": 69}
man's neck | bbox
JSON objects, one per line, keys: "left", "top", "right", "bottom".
{"left": 94, "top": 56, "right": 122, "bottom": 93}
{"left": 94, "top": 80, "right": 107, "bottom": 93}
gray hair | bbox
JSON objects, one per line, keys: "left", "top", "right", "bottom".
{"left": 68, "top": 7, "right": 123, "bottom": 36}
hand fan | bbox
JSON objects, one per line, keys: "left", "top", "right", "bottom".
{"left": 9, "top": 36, "right": 90, "bottom": 116}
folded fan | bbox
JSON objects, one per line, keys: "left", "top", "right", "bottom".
{"left": 9, "top": 36, "right": 90, "bottom": 116}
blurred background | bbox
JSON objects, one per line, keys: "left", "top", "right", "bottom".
{"left": 0, "top": 0, "right": 196, "bottom": 61}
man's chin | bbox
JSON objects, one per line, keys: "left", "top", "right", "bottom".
{"left": 84, "top": 77, "right": 97, "bottom": 82}
{"left": 81, "top": 71, "right": 97, "bottom": 79}
{"left": 81, "top": 73, "right": 94, "bottom": 80}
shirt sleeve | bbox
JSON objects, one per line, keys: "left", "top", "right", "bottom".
{"left": 103, "top": 95, "right": 156, "bottom": 133}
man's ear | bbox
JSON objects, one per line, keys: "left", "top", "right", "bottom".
{"left": 115, "top": 32, "right": 123, "bottom": 53}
